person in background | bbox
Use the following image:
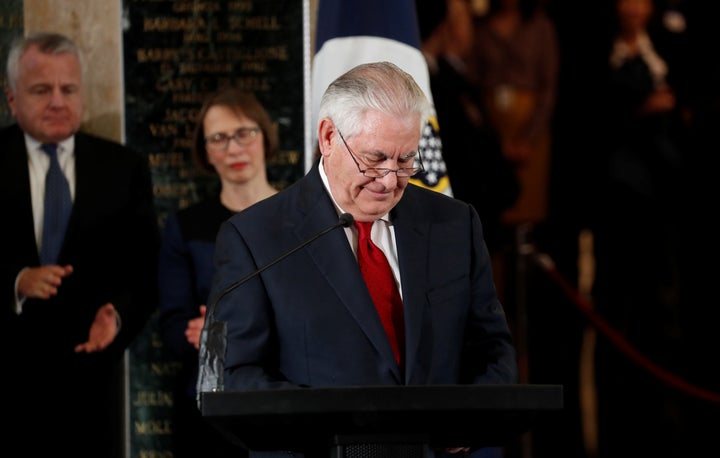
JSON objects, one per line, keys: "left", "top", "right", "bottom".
{"left": 466, "top": 2, "right": 560, "bottom": 351}
{"left": 416, "top": 0, "right": 519, "bottom": 267}
{"left": 201, "top": 61, "right": 518, "bottom": 457}
{"left": 520, "top": 1, "right": 609, "bottom": 456}
{"left": 591, "top": 0, "right": 693, "bottom": 456}
{"left": 1, "top": 32, "right": 159, "bottom": 458}
{"left": 467, "top": 0, "right": 559, "bottom": 230}
{"left": 158, "top": 87, "right": 278, "bottom": 458}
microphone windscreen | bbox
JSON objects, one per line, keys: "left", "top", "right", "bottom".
{"left": 339, "top": 213, "right": 355, "bottom": 227}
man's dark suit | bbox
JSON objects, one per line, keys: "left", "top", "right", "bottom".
{"left": 210, "top": 161, "right": 517, "bottom": 391}
{"left": 0, "top": 123, "right": 159, "bottom": 457}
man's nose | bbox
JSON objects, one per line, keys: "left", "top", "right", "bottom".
{"left": 49, "top": 87, "right": 66, "bottom": 106}
{"left": 376, "top": 169, "right": 399, "bottom": 187}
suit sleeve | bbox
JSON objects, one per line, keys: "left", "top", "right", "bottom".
{"left": 465, "top": 204, "right": 519, "bottom": 384}
{"left": 106, "top": 148, "right": 160, "bottom": 356}
{"left": 158, "top": 212, "right": 199, "bottom": 359}
{"left": 207, "top": 219, "right": 298, "bottom": 390}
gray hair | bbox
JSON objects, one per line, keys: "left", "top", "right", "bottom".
{"left": 6, "top": 32, "right": 85, "bottom": 92}
{"left": 317, "top": 61, "right": 433, "bottom": 138}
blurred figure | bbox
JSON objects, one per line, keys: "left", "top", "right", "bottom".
{"left": 465, "top": 3, "right": 560, "bottom": 379}
{"left": 528, "top": 1, "right": 612, "bottom": 457}
{"left": 417, "top": 0, "right": 519, "bottom": 258}
{"left": 467, "top": 0, "right": 559, "bottom": 229}
{"left": 1, "top": 32, "right": 159, "bottom": 458}
{"left": 158, "top": 87, "right": 278, "bottom": 457}
{"left": 591, "top": 0, "right": 695, "bottom": 456}
{"left": 670, "top": 1, "right": 720, "bottom": 453}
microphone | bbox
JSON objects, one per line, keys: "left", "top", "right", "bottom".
{"left": 197, "top": 212, "right": 354, "bottom": 398}
{"left": 213, "top": 212, "right": 354, "bottom": 305}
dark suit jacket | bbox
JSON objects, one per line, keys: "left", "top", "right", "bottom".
{"left": 209, "top": 161, "right": 517, "bottom": 392}
{"left": 0, "top": 123, "right": 159, "bottom": 457}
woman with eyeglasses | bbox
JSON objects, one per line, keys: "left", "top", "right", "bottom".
{"left": 158, "top": 86, "right": 278, "bottom": 457}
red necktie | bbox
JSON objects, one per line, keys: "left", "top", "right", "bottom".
{"left": 355, "top": 221, "right": 405, "bottom": 366}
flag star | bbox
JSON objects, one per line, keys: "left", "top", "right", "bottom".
{"left": 425, "top": 171, "right": 438, "bottom": 185}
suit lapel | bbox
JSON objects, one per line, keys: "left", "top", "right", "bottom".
{"left": 68, "top": 134, "right": 91, "bottom": 228}
{"left": 296, "top": 167, "right": 403, "bottom": 380}
{"left": 68, "top": 136, "right": 94, "bottom": 233}
{"left": 66, "top": 134, "right": 107, "bottom": 242}
{"left": 391, "top": 187, "right": 431, "bottom": 383}
{"left": 5, "top": 127, "right": 41, "bottom": 261}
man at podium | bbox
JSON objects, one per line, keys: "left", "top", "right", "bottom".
{"left": 202, "top": 61, "right": 518, "bottom": 457}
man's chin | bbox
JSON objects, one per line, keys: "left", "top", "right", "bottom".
{"left": 357, "top": 201, "right": 396, "bottom": 219}
{"left": 42, "top": 123, "right": 78, "bottom": 140}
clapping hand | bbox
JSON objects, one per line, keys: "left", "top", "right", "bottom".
{"left": 186, "top": 305, "right": 208, "bottom": 349}
{"left": 74, "top": 303, "right": 119, "bottom": 353}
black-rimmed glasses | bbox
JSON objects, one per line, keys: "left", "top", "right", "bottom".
{"left": 337, "top": 129, "right": 424, "bottom": 178}
{"left": 205, "top": 127, "right": 261, "bottom": 152}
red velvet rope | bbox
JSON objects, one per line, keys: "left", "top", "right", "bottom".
{"left": 532, "top": 252, "right": 720, "bottom": 405}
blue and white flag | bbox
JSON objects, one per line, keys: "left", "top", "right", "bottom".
{"left": 311, "top": 0, "right": 452, "bottom": 196}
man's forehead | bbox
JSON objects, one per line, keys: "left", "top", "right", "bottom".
{"left": 350, "top": 131, "right": 420, "bottom": 154}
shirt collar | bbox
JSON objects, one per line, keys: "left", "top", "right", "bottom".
{"left": 25, "top": 134, "right": 75, "bottom": 157}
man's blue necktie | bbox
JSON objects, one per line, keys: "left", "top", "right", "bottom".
{"left": 40, "top": 143, "right": 72, "bottom": 265}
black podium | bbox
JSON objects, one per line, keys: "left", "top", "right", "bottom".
{"left": 201, "top": 384, "right": 563, "bottom": 457}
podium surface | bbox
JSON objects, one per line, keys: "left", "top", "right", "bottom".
{"left": 201, "top": 384, "right": 563, "bottom": 453}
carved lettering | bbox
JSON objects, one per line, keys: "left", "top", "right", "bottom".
{"left": 228, "top": 1, "right": 253, "bottom": 12}
{"left": 144, "top": 16, "right": 207, "bottom": 32}
{"left": 178, "top": 61, "right": 233, "bottom": 74}
{"left": 162, "top": 107, "right": 198, "bottom": 122}
{"left": 184, "top": 31, "right": 211, "bottom": 43}
{"left": 228, "top": 15, "right": 281, "bottom": 31}
{"left": 148, "top": 152, "right": 185, "bottom": 168}
{"left": 172, "top": 2, "right": 221, "bottom": 13}
{"left": 136, "top": 48, "right": 182, "bottom": 62}
{"left": 172, "top": 137, "right": 195, "bottom": 149}
{"left": 134, "top": 420, "right": 173, "bottom": 435}
{"left": 216, "top": 31, "right": 244, "bottom": 42}
{"left": 155, "top": 78, "right": 194, "bottom": 93}
{"left": 139, "top": 450, "right": 174, "bottom": 458}
{"left": 133, "top": 390, "right": 174, "bottom": 407}
{"left": 150, "top": 361, "right": 183, "bottom": 377}
{"left": 153, "top": 182, "right": 197, "bottom": 199}
{"left": 149, "top": 123, "right": 179, "bottom": 137}
{"left": 239, "top": 60, "right": 266, "bottom": 73}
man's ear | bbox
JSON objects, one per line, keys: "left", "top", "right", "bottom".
{"left": 5, "top": 88, "right": 17, "bottom": 117}
{"left": 316, "top": 118, "right": 335, "bottom": 158}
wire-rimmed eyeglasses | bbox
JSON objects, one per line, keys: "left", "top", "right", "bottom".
{"left": 205, "top": 127, "right": 261, "bottom": 153}
{"left": 336, "top": 129, "right": 424, "bottom": 178}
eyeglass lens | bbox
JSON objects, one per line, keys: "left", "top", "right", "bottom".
{"left": 337, "top": 128, "right": 422, "bottom": 178}
{"left": 206, "top": 127, "right": 260, "bottom": 151}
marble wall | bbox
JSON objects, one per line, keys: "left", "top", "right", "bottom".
{"left": 24, "top": 0, "right": 125, "bottom": 142}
